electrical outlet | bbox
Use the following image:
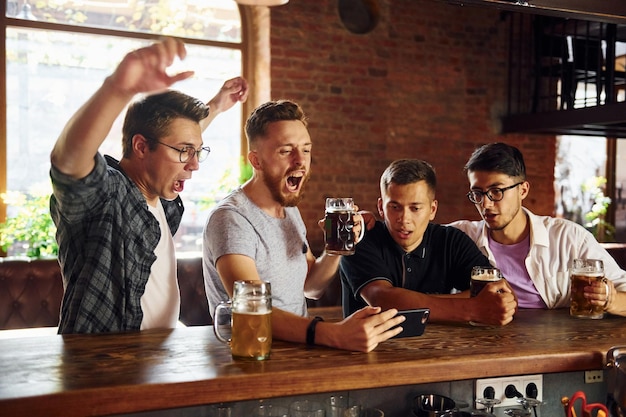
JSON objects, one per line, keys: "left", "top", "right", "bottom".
{"left": 475, "top": 374, "right": 543, "bottom": 409}
{"left": 585, "top": 370, "right": 604, "bottom": 383}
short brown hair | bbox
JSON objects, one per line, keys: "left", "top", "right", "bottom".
{"left": 245, "top": 100, "right": 307, "bottom": 150}
{"left": 122, "top": 90, "right": 209, "bottom": 157}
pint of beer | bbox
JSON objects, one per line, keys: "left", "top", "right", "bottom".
{"left": 214, "top": 280, "right": 272, "bottom": 360}
{"left": 469, "top": 266, "right": 503, "bottom": 326}
{"left": 470, "top": 266, "right": 503, "bottom": 298}
{"left": 569, "top": 259, "right": 607, "bottom": 319}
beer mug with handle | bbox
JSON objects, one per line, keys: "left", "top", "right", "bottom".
{"left": 324, "top": 197, "right": 365, "bottom": 255}
{"left": 214, "top": 280, "right": 272, "bottom": 360}
{"left": 569, "top": 259, "right": 608, "bottom": 319}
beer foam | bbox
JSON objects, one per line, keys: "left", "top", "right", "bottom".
{"left": 235, "top": 310, "right": 272, "bottom": 315}
{"left": 472, "top": 273, "right": 501, "bottom": 282}
{"left": 571, "top": 272, "right": 604, "bottom": 279}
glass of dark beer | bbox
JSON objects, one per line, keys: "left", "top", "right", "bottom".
{"left": 469, "top": 266, "right": 503, "bottom": 326}
{"left": 324, "top": 197, "right": 358, "bottom": 255}
{"left": 470, "top": 266, "right": 503, "bottom": 298}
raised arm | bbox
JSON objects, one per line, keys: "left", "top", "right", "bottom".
{"left": 50, "top": 37, "right": 194, "bottom": 179}
{"left": 200, "top": 76, "right": 249, "bottom": 131}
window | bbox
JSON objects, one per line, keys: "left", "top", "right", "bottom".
{"left": 3, "top": 0, "right": 244, "bottom": 255}
{"left": 553, "top": 50, "right": 626, "bottom": 243}
{"left": 556, "top": 136, "right": 626, "bottom": 242}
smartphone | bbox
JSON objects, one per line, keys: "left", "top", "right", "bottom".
{"left": 391, "top": 308, "right": 430, "bottom": 338}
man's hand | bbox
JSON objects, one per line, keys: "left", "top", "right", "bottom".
{"left": 107, "top": 37, "right": 194, "bottom": 98}
{"left": 470, "top": 280, "right": 517, "bottom": 326}
{"left": 359, "top": 210, "right": 377, "bottom": 231}
{"left": 318, "top": 307, "right": 404, "bottom": 352}
{"left": 201, "top": 76, "right": 249, "bottom": 130}
{"left": 208, "top": 76, "right": 249, "bottom": 113}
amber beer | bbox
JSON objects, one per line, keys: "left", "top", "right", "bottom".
{"left": 569, "top": 259, "right": 605, "bottom": 319}
{"left": 231, "top": 311, "right": 272, "bottom": 360}
{"left": 470, "top": 267, "right": 502, "bottom": 298}
{"left": 214, "top": 280, "right": 272, "bottom": 360}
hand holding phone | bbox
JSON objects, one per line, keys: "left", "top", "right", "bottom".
{"left": 392, "top": 308, "right": 430, "bottom": 338}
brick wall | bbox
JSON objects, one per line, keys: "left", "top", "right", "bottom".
{"left": 269, "top": 0, "right": 556, "bottom": 253}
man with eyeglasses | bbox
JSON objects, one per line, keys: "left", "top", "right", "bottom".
{"left": 49, "top": 38, "right": 248, "bottom": 333}
{"left": 449, "top": 142, "right": 626, "bottom": 316}
{"left": 340, "top": 159, "right": 517, "bottom": 326}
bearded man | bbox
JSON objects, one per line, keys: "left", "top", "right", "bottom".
{"left": 202, "top": 100, "right": 403, "bottom": 352}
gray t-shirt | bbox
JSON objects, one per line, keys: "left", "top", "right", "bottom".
{"left": 202, "top": 188, "right": 309, "bottom": 318}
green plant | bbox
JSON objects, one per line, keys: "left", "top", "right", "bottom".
{"left": 196, "top": 156, "right": 253, "bottom": 211}
{"left": 0, "top": 183, "right": 58, "bottom": 258}
{"left": 581, "top": 176, "right": 615, "bottom": 242}
{"left": 239, "top": 156, "right": 253, "bottom": 185}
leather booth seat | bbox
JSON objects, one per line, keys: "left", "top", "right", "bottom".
{"left": 1, "top": 243, "right": 626, "bottom": 330}
{"left": 0, "top": 256, "right": 211, "bottom": 330}
{"left": 0, "top": 258, "right": 63, "bottom": 330}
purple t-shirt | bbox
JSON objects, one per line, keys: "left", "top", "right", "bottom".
{"left": 488, "top": 233, "right": 547, "bottom": 309}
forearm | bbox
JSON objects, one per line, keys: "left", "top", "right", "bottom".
{"left": 270, "top": 308, "right": 311, "bottom": 344}
{"left": 271, "top": 305, "right": 402, "bottom": 353}
{"left": 51, "top": 76, "right": 134, "bottom": 178}
{"left": 199, "top": 76, "right": 248, "bottom": 132}
{"left": 199, "top": 102, "right": 220, "bottom": 131}
{"left": 303, "top": 251, "right": 341, "bottom": 299}
{"left": 370, "top": 289, "right": 473, "bottom": 323}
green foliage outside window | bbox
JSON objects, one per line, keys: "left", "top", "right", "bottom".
{"left": 196, "top": 157, "right": 253, "bottom": 211}
{"left": 0, "top": 159, "right": 252, "bottom": 258}
{"left": 582, "top": 176, "right": 615, "bottom": 242}
{"left": 0, "top": 184, "right": 58, "bottom": 258}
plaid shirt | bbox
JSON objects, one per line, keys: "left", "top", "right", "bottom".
{"left": 50, "top": 154, "right": 184, "bottom": 333}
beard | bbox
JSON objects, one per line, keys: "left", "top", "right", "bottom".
{"left": 264, "top": 169, "right": 311, "bottom": 207}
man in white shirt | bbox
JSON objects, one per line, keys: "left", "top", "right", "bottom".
{"left": 448, "top": 142, "right": 626, "bottom": 316}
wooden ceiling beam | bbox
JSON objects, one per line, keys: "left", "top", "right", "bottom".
{"left": 442, "top": 0, "right": 626, "bottom": 25}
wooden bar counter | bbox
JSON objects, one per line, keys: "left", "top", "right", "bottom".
{"left": 1, "top": 308, "right": 625, "bottom": 417}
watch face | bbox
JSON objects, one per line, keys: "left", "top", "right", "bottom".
{"left": 338, "top": 0, "right": 380, "bottom": 34}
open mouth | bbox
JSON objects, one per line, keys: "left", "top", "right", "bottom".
{"left": 482, "top": 211, "right": 497, "bottom": 222}
{"left": 174, "top": 179, "right": 185, "bottom": 193}
{"left": 286, "top": 172, "right": 304, "bottom": 192}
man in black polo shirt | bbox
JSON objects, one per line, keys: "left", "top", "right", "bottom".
{"left": 340, "top": 159, "right": 517, "bottom": 326}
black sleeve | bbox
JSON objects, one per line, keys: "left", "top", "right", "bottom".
{"left": 443, "top": 226, "right": 492, "bottom": 291}
{"left": 339, "top": 223, "right": 397, "bottom": 315}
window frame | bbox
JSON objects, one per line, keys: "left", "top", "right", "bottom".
{"left": 1, "top": 3, "right": 265, "bottom": 251}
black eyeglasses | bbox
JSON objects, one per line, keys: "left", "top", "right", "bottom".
{"left": 156, "top": 141, "right": 211, "bottom": 163}
{"left": 466, "top": 182, "right": 523, "bottom": 204}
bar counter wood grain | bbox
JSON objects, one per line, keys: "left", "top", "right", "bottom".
{"left": 1, "top": 308, "right": 625, "bottom": 417}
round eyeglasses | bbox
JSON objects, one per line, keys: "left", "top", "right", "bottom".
{"left": 156, "top": 141, "right": 211, "bottom": 163}
{"left": 466, "top": 182, "right": 523, "bottom": 204}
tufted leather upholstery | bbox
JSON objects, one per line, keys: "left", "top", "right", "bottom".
{"left": 0, "top": 258, "right": 64, "bottom": 330}
{"left": 2, "top": 244, "right": 625, "bottom": 330}
{"left": 0, "top": 256, "right": 212, "bottom": 330}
